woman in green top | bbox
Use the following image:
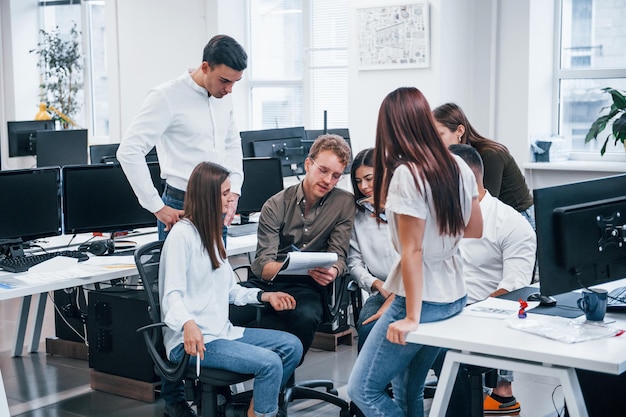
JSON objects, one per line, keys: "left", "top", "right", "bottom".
{"left": 433, "top": 102, "right": 535, "bottom": 229}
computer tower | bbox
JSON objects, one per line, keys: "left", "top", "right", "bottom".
{"left": 87, "top": 287, "right": 157, "bottom": 382}
{"left": 54, "top": 288, "right": 87, "bottom": 343}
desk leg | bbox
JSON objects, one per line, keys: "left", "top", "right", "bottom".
{"left": 429, "top": 350, "right": 461, "bottom": 417}
{"left": 434, "top": 350, "right": 589, "bottom": 417}
{"left": 13, "top": 296, "right": 32, "bottom": 357}
{"left": 29, "top": 293, "right": 48, "bottom": 353}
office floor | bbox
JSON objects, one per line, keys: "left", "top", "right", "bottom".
{"left": 0, "top": 296, "right": 568, "bottom": 417}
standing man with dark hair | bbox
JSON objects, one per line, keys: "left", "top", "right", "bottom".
{"left": 117, "top": 34, "right": 247, "bottom": 241}
{"left": 117, "top": 35, "right": 247, "bottom": 417}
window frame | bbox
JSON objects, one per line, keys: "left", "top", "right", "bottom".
{"left": 553, "top": 0, "right": 626, "bottom": 162}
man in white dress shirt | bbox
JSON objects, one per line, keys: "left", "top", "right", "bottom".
{"left": 117, "top": 35, "right": 247, "bottom": 417}
{"left": 447, "top": 143, "right": 536, "bottom": 416}
{"left": 117, "top": 34, "right": 247, "bottom": 242}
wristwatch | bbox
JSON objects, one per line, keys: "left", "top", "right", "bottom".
{"left": 256, "top": 290, "right": 265, "bottom": 303}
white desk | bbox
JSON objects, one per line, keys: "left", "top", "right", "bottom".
{"left": 0, "top": 231, "right": 257, "bottom": 357}
{"left": 406, "top": 280, "right": 626, "bottom": 417}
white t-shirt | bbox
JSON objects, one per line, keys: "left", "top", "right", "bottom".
{"left": 382, "top": 156, "right": 478, "bottom": 302}
{"left": 461, "top": 191, "right": 537, "bottom": 304}
{"left": 159, "top": 219, "right": 260, "bottom": 357}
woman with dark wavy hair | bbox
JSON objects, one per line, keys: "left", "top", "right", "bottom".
{"left": 348, "top": 88, "right": 483, "bottom": 417}
{"left": 432, "top": 102, "right": 535, "bottom": 229}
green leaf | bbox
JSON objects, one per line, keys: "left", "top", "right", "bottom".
{"left": 605, "top": 88, "right": 626, "bottom": 110}
{"left": 613, "top": 113, "right": 626, "bottom": 142}
{"left": 585, "top": 113, "right": 613, "bottom": 143}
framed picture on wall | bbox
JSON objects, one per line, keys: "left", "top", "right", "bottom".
{"left": 357, "top": 1, "right": 430, "bottom": 70}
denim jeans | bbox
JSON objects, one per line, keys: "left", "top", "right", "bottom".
{"left": 521, "top": 204, "right": 535, "bottom": 231}
{"left": 356, "top": 293, "right": 386, "bottom": 352}
{"left": 158, "top": 190, "right": 227, "bottom": 242}
{"left": 348, "top": 295, "right": 466, "bottom": 417}
{"left": 169, "top": 328, "right": 302, "bottom": 416}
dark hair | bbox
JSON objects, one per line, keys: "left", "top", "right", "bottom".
{"left": 308, "top": 134, "right": 352, "bottom": 168}
{"left": 432, "top": 103, "right": 507, "bottom": 155}
{"left": 183, "top": 161, "right": 230, "bottom": 269}
{"left": 350, "top": 148, "right": 374, "bottom": 205}
{"left": 373, "top": 87, "right": 465, "bottom": 236}
{"left": 448, "top": 144, "right": 484, "bottom": 178}
{"left": 202, "top": 35, "right": 248, "bottom": 72}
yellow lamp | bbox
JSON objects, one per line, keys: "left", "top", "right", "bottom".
{"left": 34, "top": 102, "right": 52, "bottom": 120}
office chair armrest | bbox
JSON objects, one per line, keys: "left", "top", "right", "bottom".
{"left": 137, "top": 321, "right": 190, "bottom": 382}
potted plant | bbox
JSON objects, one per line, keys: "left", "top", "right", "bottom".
{"left": 30, "top": 22, "right": 84, "bottom": 127}
{"left": 584, "top": 87, "right": 626, "bottom": 155}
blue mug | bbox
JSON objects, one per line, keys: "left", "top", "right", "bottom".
{"left": 577, "top": 289, "right": 608, "bottom": 321}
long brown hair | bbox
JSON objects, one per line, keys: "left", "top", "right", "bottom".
{"left": 183, "top": 162, "right": 229, "bottom": 269}
{"left": 432, "top": 102, "right": 507, "bottom": 155}
{"left": 373, "top": 87, "right": 465, "bottom": 236}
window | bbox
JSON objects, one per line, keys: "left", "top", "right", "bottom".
{"left": 556, "top": 0, "right": 626, "bottom": 160}
{"left": 248, "top": 0, "right": 348, "bottom": 130}
{"left": 39, "top": 0, "right": 109, "bottom": 138}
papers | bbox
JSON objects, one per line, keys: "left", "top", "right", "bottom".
{"left": 462, "top": 297, "right": 523, "bottom": 319}
{"left": 273, "top": 252, "right": 338, "bottom": 279}
{"left": 505, "top": 315, "right": 623, "bottom": 344}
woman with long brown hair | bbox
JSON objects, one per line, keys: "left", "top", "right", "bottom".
{"left": 347, "top": 88, "right": 482, "bottom": 417}
{"left": 433, "top": 102, "right": 535, "bottom": 228}
{"left": 160, "top": 161, "right": 303, "bottom": 417}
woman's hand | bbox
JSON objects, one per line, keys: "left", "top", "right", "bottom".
{"left": 386, "top": 317, "right": 419, "bottom": 345}
{"left": 183, "top": 320, "right": 205, "bottom": 359}
{"left": 264, "top": 291, "right": 297, "bottom": 311}
{"left": 362, "top": 293, "right": 395, "bottom": 325}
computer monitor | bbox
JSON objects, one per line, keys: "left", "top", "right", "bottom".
{"left": 535, "top": 173, "right": 626, "bottom": 298}
{"left": 7, "top": 120, "right": 56, "bottom": 157}
{"left": 62, "top": 162, "right": 163, "bottom": 234}
{"left": 36, "top": 129, "right": 89, "bottom": 167}
{"left": 304, "top": 128, "right": 352, "bottom": 173}
{"left": 237, "top": 157, "right": 284, "bottom": 224}
{"left": 0, "top": 167, "right": 61, "bottom": 254}
{"left": 89, "top": 144, "right": 159, "bottom": 164}
{"left": 240, "top": 127, "right": 308, "bottom": 177}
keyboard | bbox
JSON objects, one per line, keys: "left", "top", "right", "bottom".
{"left": 227, "top": 222, "right": 259, "bottom": 237}
{"left": 0, "top": 250, "right": 89, "bottom": 273}
{"left": 607, "top": 286, "right": 626, "bottom": 311}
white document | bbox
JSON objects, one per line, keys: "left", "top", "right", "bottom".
{"left": 274, "top": 252, "right": 338, "bottom": 278}
{"left": 462, "top": 297, "right": 525, "bottom": 319}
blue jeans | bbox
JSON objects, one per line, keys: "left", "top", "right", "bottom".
{"left": 169, "top": 328, "right": 302, "bottom": 416}
{"left": 357, "top": 293, "right": 386, "bottom": 352}
{"left": 158, "top": 191, "right": 227, "bottom": 242}
{"left": 348, "top": 295, "right": 466, "bottom": 417}
{"left": 521, "top": 204, "right": 535, "bottom": 231}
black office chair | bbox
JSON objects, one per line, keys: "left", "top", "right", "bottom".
{"left": 134, "top": 241, "right": 254, "bottom": 417}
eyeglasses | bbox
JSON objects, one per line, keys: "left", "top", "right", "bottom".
{"left": 310, "top": 158, "right": 343, "bottom": 181}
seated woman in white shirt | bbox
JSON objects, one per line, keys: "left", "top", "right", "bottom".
{"left": 160, "top": 161, "right": 303, "bottom": 417}
{"left": 348, "top": 148, "right": 399, "bottom": 352}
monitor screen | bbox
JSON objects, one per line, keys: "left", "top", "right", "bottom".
{"left": 240, "top": 127, "right": 307, "bottom": 177}
{"left": 62, "top": 162, "right": 163, "bottom": 234}
{"left": 305, "top": 128, "right": 352, "bottom": 173}
{"left": 36, "top": 129, "right": 89, "bottom": 167}
{"left": 7, "top": 120, "right": 56, "bottom": 157}
{"left": 535, "top": 173, "right": 626, "bottom": 297}
{"left": 0, "top": 167, "right": 61, "bottom": 243}
{"left": 89, "top": 144, "right": 158, "bottom": 164}
{"left": 237, "top": 157, "right": 284, "bottom": 223}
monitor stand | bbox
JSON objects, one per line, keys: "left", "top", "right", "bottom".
{"left": 0, "top": 238, "right": 26, "bottom": 258}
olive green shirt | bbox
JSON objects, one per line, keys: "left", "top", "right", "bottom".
{"left": 481, "top": 149, "right": 533, "bottom": 212}
{"left": 251, "top": 182, "right": 355, "bottom": 280}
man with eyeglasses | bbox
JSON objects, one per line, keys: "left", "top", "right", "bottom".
{"left": 231, "top": 134, "right": 354, "bottom": 359}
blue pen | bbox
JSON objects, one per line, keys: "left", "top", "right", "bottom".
{"left": 0, "top": 282, "right": 12, "bottom": 289}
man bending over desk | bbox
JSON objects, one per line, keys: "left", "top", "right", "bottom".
{"left": 230, "top": 134, "right": 354, "bottom": 356}
{"left": 438, "top": 144, "right": 536, "bottom": 416}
